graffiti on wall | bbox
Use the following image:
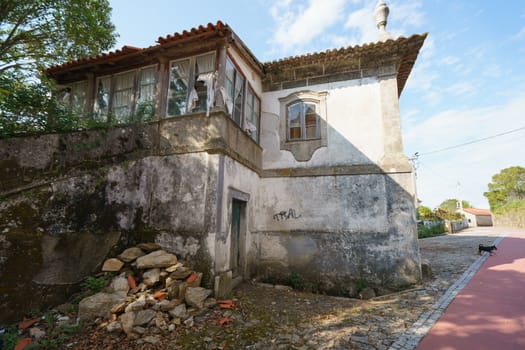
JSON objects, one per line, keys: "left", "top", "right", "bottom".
{"left": 273, "top": 208, "right": 302, "bottom": 221}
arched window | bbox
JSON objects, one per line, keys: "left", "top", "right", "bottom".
{"left": 287, "top": 101, "right": 320, "bottom": 141}
{"left": 279, "top": 90, "right": 328, "bottom": 161}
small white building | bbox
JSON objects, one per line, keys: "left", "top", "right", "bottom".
{"left": 461, "top": 208, "right": 494, "bottom": 227}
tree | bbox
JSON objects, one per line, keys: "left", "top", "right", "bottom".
{"left": 484, "top": 166, "right": 525, "bottom": 210}
{"left": 0, "top": 0, "right": 117, "bottom": 76}
{"left": 438, "top": 198, "right": 471, "bottom": 213}
{"left": 417, "top": 205, "right": 433, "bottom": 220}
{"left": 0, "top": 0, "right": 117, "bottom": 137}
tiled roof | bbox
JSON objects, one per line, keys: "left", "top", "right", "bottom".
{"left": 262, "top": 33, "right": 427, "bottom": 96}
{"left": 157, "top": 21, "right": 226, "bottom": 45}
{"left": 463, "top": 208, "right": 492, "bottom": 216}
{"left": 47, "top": 45, "right": 142, "bottom": 73}
{"left": 46, "top": 21, "right": 426, "bottom": 95}
{"left": 46, "top": 21, "right": 230, "bottom": 74}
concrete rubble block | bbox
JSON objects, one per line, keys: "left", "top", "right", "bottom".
{"left": 160, "top": 299, "right": 181, "bottom": 312}
{"left": 142, "top": 268, "right": 161, "bottom": 286}
{"left": 136, "top": 250, "right": 177, "bottom": 269}
{"left": 109, "top": 276, "right": 129, "bottom": 297}
{"left": 185, "top": 287, "right": 212, "bottom": 309}
{"left": 169, "top": 265, "right": 192, "bottom": 279}
{"left": 165, "top": 262, "right": 183, "bottom": 273}
{"left": 420, "top": 259, "right": 433, "bottom": 279}
{"left": 29, "top": 327, "right": 46, "bottom": 340}
{"left": 106, "top": 321, "right": 123, "bottom": 333}
{"left": 136, "top": 243, "right": 161, "bottom": 252}
{"left": 118, "top": 247, "right": 145, "bottom": 263}
{"left": 168, "top": 303, "right": 187, "bottom": 319}
{"left": 78, "top": 292, "right": 125, "bottom": 321}
{"left": 101, "top": 258, "right": 124, "bottom": 272}
{"left": 167, "top": 280, "right": 188, "bottom": 301}
{"left": 134, "top": 309, "right": 156, "bottom": 326}
{"left": 359, "top": 287, "right": 376, "bottom": 300}
{"left": 124, "top": 297, "right": 146, "bottom": 313}
{"left": 214, "top": 270, "right": 233, "bottom": 299}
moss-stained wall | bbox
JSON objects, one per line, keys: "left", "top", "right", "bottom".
{"left": 0, "top": 112, "right": 261, "bottom": 325}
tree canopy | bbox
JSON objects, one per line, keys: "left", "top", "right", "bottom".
{"left": 0, "top": 0, "right": 117, "bottom": 137}
{"left": 438, "top": 198, "right": 471, "bottom": 213}
{"left": 0, "top": 0, "right": 117, "bottom": 76}
{"left": 484, "top": 166, "right": 525, "bottom": 210}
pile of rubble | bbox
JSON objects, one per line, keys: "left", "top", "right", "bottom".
{"left": 78, "top": 243, "right": 220, "bottom": 340}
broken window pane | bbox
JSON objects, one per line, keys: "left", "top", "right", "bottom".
{"left": 168, "top": 59, "right": 190, "bottom": 116}
{"left": 94, "top": 76, "right": 111, "bottom": 122}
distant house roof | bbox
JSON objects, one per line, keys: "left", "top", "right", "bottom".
{"left": 463, "top": 208, "right": 492, "bottom": 216}
{"left": 46, "top": 21, "right": 426, "bottom": 96}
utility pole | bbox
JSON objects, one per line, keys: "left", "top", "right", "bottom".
{"left": 408, "top": 152, "right": 420, "bottom": 209}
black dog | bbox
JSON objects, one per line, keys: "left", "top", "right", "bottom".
{"left": 479, "top": 244, "right": 497, "bottom": 255}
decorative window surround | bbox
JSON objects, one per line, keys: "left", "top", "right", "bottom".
{"left": 279, "top": 90, "right": 328, "bottom": 162}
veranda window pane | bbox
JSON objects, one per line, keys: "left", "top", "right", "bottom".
{"left": 194, "top": 53, "right": 216, "bottom": 113}
{"left": 196, "top": 53, "right": 215, "bottom": 74}
{"left": 94, "top": 77, "right": 111, "bottom": 122}
{"left": 252, "top": 95, "right": 260, "bottom": 142}
{"left": 233, "top": 74, "right": 244, "bottom": 125}
{"left": 304, "top": 103, "right": 318, "bottom": 139}
{"left": 70, "top": 81, "right": 87, "bottom": 116}
{"left": 137, "top": 67, "right": 157, "bottom": 120}
{"left": 288, "top": 103, "right": 302, "bottom": 140}
{"left": 113, "top": 71, "right": 135, "bottom": 123}
{"left": 168, "top": 60, "right": 190, "bottom": 116}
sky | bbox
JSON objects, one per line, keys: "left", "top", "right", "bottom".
{"left": 109, "top": 0, "right": 525, "bottom": 209}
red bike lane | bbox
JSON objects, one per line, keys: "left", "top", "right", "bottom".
{"left": 417, "top": 232, "right": 525, "bottom": 350}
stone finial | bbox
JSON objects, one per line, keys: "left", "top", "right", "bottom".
{"left": 374, "top": 0, "right": 392, "bottom": 41}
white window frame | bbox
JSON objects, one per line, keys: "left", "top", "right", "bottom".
{"left": 112, "top": 69, "right": 136, "bottom": 123}
{"left": 245, "top": 86, "right": 260, "bottom": 143}
{"left": 166, "top": 51, "right": 216, "bottom": 117}
{"left": 278, "top": 90, "right": 328, "bottom": 161}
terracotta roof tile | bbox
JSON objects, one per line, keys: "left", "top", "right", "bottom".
{"left": 46, "top": 21, "right": 228, "bottom": 74}
{"left": 47, "top": 45, "right": 142, "bottom": 73}
{"left": 157, "top": 21, "right": 225, "bottom": 44}
{"left": 463, "top": 208, "right": 492, "bottom": 216}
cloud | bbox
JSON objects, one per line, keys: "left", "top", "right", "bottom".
{"left": 440, "top": 56, "right": 459, "bottom": 66}
{"left": 445, "top": 81, "right": 475, "bottom": 96}
{"left": 513, "top": 26, "right": 525, "bottom": 40}
{"left": 345, "top": 5, "right": 377, "bottom": 44}
{"left": 403, "top": 95, "right": 525, "bottom": 208}
{"left": 269, "top": 0, "right": 346, "bottom": 53}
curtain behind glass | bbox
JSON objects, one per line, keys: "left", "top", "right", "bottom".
{"left": 113, "top": 71, "right": 135, "bottom": 123}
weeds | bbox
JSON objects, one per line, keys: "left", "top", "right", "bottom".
{"left": 80, "top": 276, "right": 106, "bottom": 295}
{"left": 0, "top": 327, "right": 19, "bottom": 350}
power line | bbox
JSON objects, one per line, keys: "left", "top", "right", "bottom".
{"left": 418, "top": 126, "right": 525, "bottom": 156}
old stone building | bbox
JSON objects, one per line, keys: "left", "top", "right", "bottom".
{"left": 0, "top": 2, "right": 426, "bottom": 323}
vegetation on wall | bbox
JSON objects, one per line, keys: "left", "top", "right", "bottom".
{"left": 0, "top": 0, "right": 117, "bottom": 138}
{"left": 484, "top": 166, "right": 525, "bottom": 227}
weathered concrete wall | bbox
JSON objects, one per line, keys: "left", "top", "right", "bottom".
{"left": 0, "top": 111, "right": 261, "bottom": 325}
{"left": 250, "top": 172, "right": 419, "bottom": 296}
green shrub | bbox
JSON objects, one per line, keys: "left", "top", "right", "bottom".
{"left": 0, "top": 327, "right": 19, "bottom": 350}
{"left": 80, "top": 276, "right": 106, "bottom": 295}
{"left": 418, "top": 222, "right": 445, "bottom": 238}
{"left": 355, "top": 277, "right": 368, "bottom": 292}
